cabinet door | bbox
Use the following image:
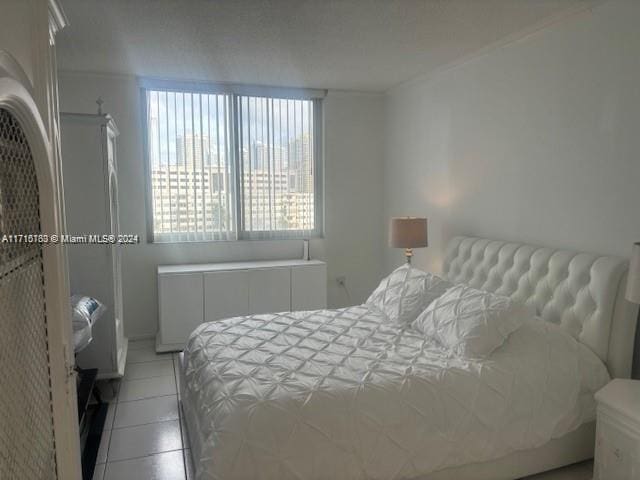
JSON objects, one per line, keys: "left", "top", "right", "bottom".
{"left": 292, "top": 264, "right": 327, "bottom": 310}
{"left": 159, "top": 273, "right": 204, "bottom": 345}
{"left": 248, "top": 268, "right": 291, "bottom": 314}
{"left": 204, "top": 271, "right": 249, "bottom": 322}
{"left": 595, "top": 414, "right": 640, "bottom": 480}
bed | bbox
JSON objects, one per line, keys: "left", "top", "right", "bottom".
{"left": 179, "top": 236, "right": 637, "bottom": 480}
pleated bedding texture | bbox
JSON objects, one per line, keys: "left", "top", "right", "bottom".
{"left": 182, "top": 304, "right": 609, "bottom": 480}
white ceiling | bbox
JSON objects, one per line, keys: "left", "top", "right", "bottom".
{"left": 57, "top": 0, "right": 596, "bottom": 92}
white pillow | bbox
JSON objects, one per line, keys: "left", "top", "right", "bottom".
{"left": 366, "top": 264, "right": 452, "bottom": 324}
{"left": 413, "top": 284, "right": 534, "bottom": 359}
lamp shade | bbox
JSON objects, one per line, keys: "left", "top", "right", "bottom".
{"left": 389, "top": 217, "right": 428, "bottom": 248}
{"left": 626, "top": 242, "right": 640, "bottom": 304}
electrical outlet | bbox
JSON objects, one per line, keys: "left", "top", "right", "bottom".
{"left": 336, "top": 276, "right": 346, "bottom": 286}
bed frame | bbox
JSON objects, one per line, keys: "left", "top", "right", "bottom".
{"left": 414, "top": 236, "right": 636, "bottom": 479}
{"left": 179, "top": 235, "right": 637, "bottom": 480}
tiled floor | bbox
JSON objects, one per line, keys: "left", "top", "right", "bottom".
{"left": 93, "top": 339, "right": 193, "bottom": 480}
{"left": 95, "top": 339, "right": 592, "bottom": 480}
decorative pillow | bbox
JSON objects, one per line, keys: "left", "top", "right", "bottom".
{"left": 413, "top": 284, "right": 534, "bottom": 359}
{"left": 366, "top": 264, "right": 452, "bottom": 324}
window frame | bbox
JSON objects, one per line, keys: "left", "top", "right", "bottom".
{"left": 140, "top": 78, "right": 325, "bottom": 243}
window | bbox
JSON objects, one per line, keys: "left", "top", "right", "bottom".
{"left": 142, "top": 80, "right": 324, "bottom": 242}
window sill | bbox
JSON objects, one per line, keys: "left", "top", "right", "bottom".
{"left": 147, "top": 235, "right": 324, "bottom": 245}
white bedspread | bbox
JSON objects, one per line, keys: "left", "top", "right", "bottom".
{"left": 182, "top": 305, "right": 609, "bottom": 480}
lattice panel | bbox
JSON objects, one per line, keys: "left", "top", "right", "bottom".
{"left": 0, "top": 109, "right": 58, "bottom": 479}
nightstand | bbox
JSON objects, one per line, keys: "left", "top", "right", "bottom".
{"left": 594, "top": 379, "right": 640, "bottom": 479}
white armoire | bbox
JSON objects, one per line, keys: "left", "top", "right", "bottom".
{"left": 61, "top": 111, "right": 128, "bottom": 378}
{"left": 1, "top": 1, "right": 83, "bottom": 478}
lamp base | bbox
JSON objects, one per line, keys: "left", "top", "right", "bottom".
{"left": 405, "top": 248, "right": 413, "bottom": 264}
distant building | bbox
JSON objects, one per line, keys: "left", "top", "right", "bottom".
{"left": 151, "top": 164, "right": 231, "bottom": 234}
{"left": 176, "top": 134, "right": 215, "bottom": 166}
{"left": 288, "top": 133, "right": 313, "bottom": 193}
{"left": 151, "top": 132, "right": 314, "bottom": 235}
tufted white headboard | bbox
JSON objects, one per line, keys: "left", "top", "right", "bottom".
{"left": 442, "top": 236, "right": 637, "bottom": 378}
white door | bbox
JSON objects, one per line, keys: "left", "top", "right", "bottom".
{"left": 291, "top": 264, "right": 327, "bottom": 310}
{"left": 204, "top": 270, "right": 249, "bottom": 322}
{"left": 248, "top": 268, "right": 291, "bottom": 314}
{"left": 159, "top": 273, "right": 204, "bottom": 346}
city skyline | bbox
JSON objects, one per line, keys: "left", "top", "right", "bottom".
{"left": 150, "top": 136, "right": 314, "bottom": 235}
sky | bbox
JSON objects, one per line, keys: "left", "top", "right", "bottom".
{"left": 148, "top": 90, "right": 313, "bottom": 167}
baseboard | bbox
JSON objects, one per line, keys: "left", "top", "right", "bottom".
{"left": 155, "top": 334, "right": 185, "bottom": 353}
{"left": 127, "top": 333, "right": 156, "bottom": 342}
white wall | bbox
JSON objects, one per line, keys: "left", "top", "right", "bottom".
{"left": 384, "top": 0, "right": 640, "bottom": 272}
{"left": 58, "top": 72, "right": 385, "bottom": 338}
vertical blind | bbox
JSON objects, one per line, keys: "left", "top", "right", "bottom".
{"left": 145, "top": 84, "right": 322, "bottom": 243}
{"left": 147, "top": 90, "right": 234, "bottom": 242}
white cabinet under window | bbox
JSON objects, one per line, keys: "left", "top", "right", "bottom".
{"left": 158, "top": 274, "right": 204, "bottom": 350}
{"left": 157, "top": 259, "right": 327, "bottom": 352}
{"left": 204, "top": 271, "right": 249, "bottom": 322}
{"left": 248, "top": 268, "right": 291, "bottom": 314}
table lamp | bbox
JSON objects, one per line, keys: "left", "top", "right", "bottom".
{"left": 389, "top": 217, "right": 428, "bottom": 264}
{"left": 626, "top": 242, "right": 640, "bottom": 379}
